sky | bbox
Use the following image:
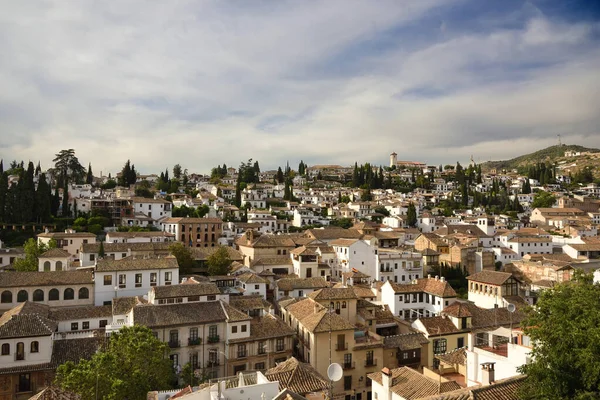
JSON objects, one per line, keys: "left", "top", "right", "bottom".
{"left": 1, "top": 0, "right": 599, "bottom": 176}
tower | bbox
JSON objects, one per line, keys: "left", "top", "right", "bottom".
{"left": 390, "top": 152, "right": 397, "bottom": 168}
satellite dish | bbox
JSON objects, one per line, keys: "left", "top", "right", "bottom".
{"left": 507, "top": 303, "right": 516, "bottom": 313}
{"left": 327, "top": 363, "right": 343, "bottom": 382}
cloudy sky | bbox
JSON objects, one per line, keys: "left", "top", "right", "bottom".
{"left": 1, "top": 0, "right": 599, "bottom": 175}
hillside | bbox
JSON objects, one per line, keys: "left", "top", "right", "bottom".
{"left": 481, "top": 144, "right": 600, "bottom": 176}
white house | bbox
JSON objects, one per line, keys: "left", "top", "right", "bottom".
{"left": 274, "top": 277, "right": 329, "bottom": 301}
{"left": 236, "top": 273, "right": 269, "bottom": 299}
{"left": 105, "top": 231, "right": 175, "bottom": 244}
{"left": 330, "top": 237, "right": 378, "bottom": 278}
{"left": 94, "top": 257, "right": 180, "bottom": 306}
{"left": 380, "top": 277, "right": 457, "bottom": 320}
{"left": 37, "top": 231, "right": 97, "bottom": 261}
{"left": 376, "top": 249, "right": 423, "bottom": 283}
{"left": 466, "top": 271, "right": 521, "bottom": 309}
{"left": 130, "top": 197, "right": 173, "bottom": 221}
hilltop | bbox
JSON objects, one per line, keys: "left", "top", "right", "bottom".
{"left": 481, "top": 144, "right": 600, "bottom": 176}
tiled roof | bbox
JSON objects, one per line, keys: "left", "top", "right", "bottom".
{"left": 133, "top": 301, "right": 228, "bottom": 327}
{"left": 151, "top": 283, "right": 220, "bottom": 298}
{"left": 237, "top": 234, "right": 296, "bottom": 248}
{"left": 161, "top": 217, "right": 223, "bottom": 224}
{"left": 290, "top": 246, "right": 318, "bottom": 256}
{"left": 276, "top": 277, "right": 329, "bottom": 291}
{"left": 251, "top": 257, "right": 293, "bottom": 267}
{"left": 384, "top": 332, "right": 429, "bottom": 350}
{"left": 265, "top": 357, "right": 329, "bottom": 395}
{"left": 418, "top": 233, "right": 449, "bottom": 247}
{"left": 51, "top": 336, "right": 106, "bottom": 367}
{"left": 352, "top": 285, "right": 376, "bottom": 298}
{"left": 38, "top": 232, "right": 96, "bottom": 238}
{"left": 81, "top": 241, "right": 171, "bottom": 253}
{"left": 221, "top": 301, "right": 252, "bottom": 322}
{"left": 305, "top": 228, "right": 363, "bottom": 241}
{"left": 107, "top": 231, "right": 174, "bottom": 238}
{"left": 301, "top": 309, "right": 355, "bottom": 333}
{"left": 416, "top": 316, "right": 461, "bottom": 336}
{"left": 95, "top": 256, "right": 178, "bottom": 272}
{"left": 442, "top": 302, "right": 473, "bottom": 318}
{"left": 28, "top": 386, "right": 81, "bottom": 400}
{"left": 286, "top": 298, "right": 324, "bottom": 321}
{"left": 388, "top": 278, "right": 457, "bottom": 298}
{"left": 49, "top": 305, "right": 113, "bottom": 321}
{"left": 229, "top": 314, "right": 294, "bottom": 343}
{"left": 435, "top": 347, "right": 467, "bottom": 366}
{"left": 308, "top": 287, "right": 358, "bottom": 301}
{"left": 39, "top": 248, "right": 71, "bottom": 258}
{"left": 229, "top": 295, "right": 272, "bottom": 313}
{"left": 329, "top": 238, "right": 360, "bottom": 247}
{"left": 0, "top": 271, "right": 94, "bottom": 288}
{"left": 368, "top": 367, "right": 462, "bottom": 399}
{"left": 436, "top": 225, "right": 491, "bottom": 238}
{"left": 237, "top": 272, "right": 269, "bottom": 285}
{"left": 466, "top": 271, "right": 513, "bottom": 286}
{"left": 417, "top": 374, "right": 526, "bottom": 400}
{"left": 443, "top": 302, "right": 525, "bottom": 330}
{"left": 0, "top": 302, "right": 56, "bottom": 339}
{"left": 112, "top": 296, "right": 144, "bottom": 315}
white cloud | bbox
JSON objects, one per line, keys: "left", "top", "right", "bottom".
{"left": 0, "top": 1, "right": 598, "bottom": 174}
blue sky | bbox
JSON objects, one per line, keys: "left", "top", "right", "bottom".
{"left": 0, "top": 0, "right": 599, "bottom": 174}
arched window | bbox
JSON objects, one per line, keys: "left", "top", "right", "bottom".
{"left": 43, "top": 261, "right": 51, "bottom": 271}
{"left": 33, "top": 290, "right": 44, "bottom": 302}
{"left": 16, "top": 342, "right": 24, "bottom": 360}
{"left": 56, "top": 261, "right": 63, "bottom": 271}
{"left": 17, "top": 290, "right": 28, "bottom": 302}
{"left": 342, "top": 301, "right": 347, "bottom": 309}
{"left": 475, "top": 284, "right": 479, "bottom": 292}
{"left": 30, "top": 341, "right": 39, "bottom": 353}
{"left": 1, "top": 291, "right": 12, "bottom": 304}
{"left": 49, "top": 289, "right": 59, "bottom": 301}
{"left": 64, "top": 288, "right": 75, "bottom": 300}
{"left": 78, "top": 288, "right": 89, "bottom": 299}
{"left": 1, "top": 343, "right": 9, "bottom": 355}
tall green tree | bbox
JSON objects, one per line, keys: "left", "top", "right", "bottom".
{"left": 35, "top": 173, "right": 52, "bottom": 223}
{"left": 53, "top": 149, "right": 86, "bottom": 184}
{"left": 61, "top": 181, "right": 70, "bottom": 217}
{"left": 168, "top": 242, "right": 195, "bottom": 274}
{"left": 531, "top": 191, "right": 556, "bottom": 209}
{"left": 518, "top": 272, "right": 600, "bottom": 399}
{"left": 207, "top": 246, "right": 232, "bottom": 276}
{"left": 276, "top": 167, "right": 284, "bottom": 184}
{"left": 86, "top": 163, "right": 94, "bottom": 184}
{"left": 172, "top": 164, "right": 182, "bottom": 180}
{"left": 0, "top": 160, "right": 7, "bottom": 222}
{"left": 51, "top": 186, "right": 60, "bottom": 217}
{"left": 13, "top": 238, "right": 49, "bottom": 271}
{"left": 55, "top": 325, "right": 174, "bottom": 400}
{"left": 406, "top": 203, "right": 417, "bottom": 228}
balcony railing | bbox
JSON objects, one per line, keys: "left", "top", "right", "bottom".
{"left": 207, "top": 335, "right": 220, "bottom": 343}
{"left": 342, "top": 361, "right": 355, "bottom": 370}
{"left": 335, "top": 342, "right": 348, "bottom": 351}
{"left": 207, "top": 360, "right": 220, "bottom": 367}
{"left": 188, "top": 337, "right": 202, "bottom": 346}
{"left": 168, "top": 340, "right": 181, "bottom": 348}
{"left": 365, "top": 358, "right": 377, "bottom": 367}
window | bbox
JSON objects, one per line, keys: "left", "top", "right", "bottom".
{"left": 99, "top": 320, "right": 108, "bottom": 328}
{"left": 170, "top": 354, "right": 179, "bottom": 368}
{"left": 33, "top": 289, "right": 44, "bottom": 302}
{"left": 82, "top": 321, "right": 90, "bottom": 330}
{"left": 16, "top": 342, "right": 24, "bottom": 360}
{"left": 233, "top": 364, "right": 246, "bottom": 374}
{"left": 71, "top": 322, "right": 79, "bottom": 331}
{"left": 342, "top": 301, "right": 347, "bottom": 309}
{"left": 207, "top": 295, "right": 216, "bottom": 301}
{"left": 17, "top": 290, "right": 28, "bottom": 302}
{"left": 237, "top": 344, "right": 247, "bottom": 358}
{"left": 276, "top": 338, "right": 285, "bottom": 352}
{"left": 118, "top": 274, "right": 126, "bottom": 288}
{"left": 55, "top": 261, "right": 63, "bottom": 271}
{"left": 165, "top": 272, "right": 172, "bottom": 283}
{"left": 258, "top": 341, "right": 266, "bottom": 355}
{"left": 189, "top": 328, "right": 198, "bottom": 340}
{"left": 457, "top": 337, "right": 464, "bottom": 348}
{"left": 241, "top": 325, "right": 247, "bottom": 333}
{"left": 433, "top": 339, "right": 447, "bottom": 354}
{"left": 150, "top": 273, "right": 157, "bottom": 286}
{"left": 49, "top": 289, "right": 59, "bottom": 301}
{"left": 1, "top": 343, "right": 9, "bottom": 355}
{"left": 135, "top": 273, "right": 142, "bottom": 288}
{"left": 255, "top": 362, "right": 265, "bottom": 370}
{"left": 1, "top": 291, "right": 12, "bottom": 303}
{"left": 78, "top": 287, "right": 89, "bottom": 299}
{"left": 255, "top": 284, "right": 260, "bottom": 290}
{"left": 344, "top": 376, "right": 352, "bottom": 391}
{"left": 232, "top": 326, "right": 238, "bottom": 334}
{"left": 90, "top": 254, "right": 95, "bottom": 262}
{"left": 30, "top": 341, "right": 39, "bottom": 353}
{"left": 64, "top": 288, "right": 75, "bottom": 300}
{"left": 209, "top": 325, "right": 217, "bottom": 338}
{"left": 18, "top": 373, "right": 31, "bottom": 393}
{"left": 104, "top": 275, "right": 112, "bottom": 286}
{"left": 43, "top": 261, "right": 51, "bottom": 271}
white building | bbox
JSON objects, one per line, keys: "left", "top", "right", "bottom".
{"left": 37, "top": 231, "right": 97, "bottom": 261}
{"left": 380, "top": 277, "right": 457, "bottom": 320}
{"left": 466, "top": 271, "right": 521, "bottom": 309}
{"left": 330, "top": 237, "right": 378, "bottom": 278}
{"left": 376, "top": 249, "right": 423, "bottom": 283}
{"left": 105, "top": 231, "right": 175, "bottom": 243}
{"left": 94, "top": 257, "right": 180, "bottom": 306}
{"left": 130, "top": 197, "right": 173, "bottom": 221}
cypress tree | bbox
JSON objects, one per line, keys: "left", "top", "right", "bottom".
{"left": 62, "top": 179, "right": 70, "bottom": 217}
{"left": 51, "top": 186, "right": 60, "bottom": 217}
{"left": 0, "top": 160, "right": 6, "bottom": 222}
{"left": 35, "top": 173, "right": 52, "bottom": 223}
{"left": 86, "top": 163, "right": 94, "bottom": 184}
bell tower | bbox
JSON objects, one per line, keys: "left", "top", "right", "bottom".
{"left": 390, "top": 152, "right": 397, "bottom": 168}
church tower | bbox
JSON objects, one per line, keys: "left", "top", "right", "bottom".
{"left": 390, "top": 152, "right": 397, "bottom": 168}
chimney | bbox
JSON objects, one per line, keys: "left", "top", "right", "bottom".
{"left": 381, "top": 367, "right": 391, "bottom": 390}
{"left": 481, "top": 362, "right": 495, "bottom": 386}
{"left": 435, "top": 275, "right": 439, "bottom": 281}
{"left": 440, "top": 276, "right": 445, "bottom": 282}
{"left": 427, "top": 274, "right": 431, "bottom": 279}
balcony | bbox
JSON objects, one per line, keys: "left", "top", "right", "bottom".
{"left": 168, "top": 340, "right": 181, "bottom": 348}
{"left": 365, "top": 358, "right": 378, "bottom": 367}
{"left": 188, "top": 337, "right": 202, "bottom": 346}
{"left": 207, "top": 360, "right": 220, "bottom": 367}
{"left": 207, "top": 335, "right": 220, "bottom": 344}
{"left": 335, "top": 342, "right": 348, "bottom": 351}
{"left": 379, "top": 267, "right": 392, "bottom": 273}
{"left": 342, "top": 361, "right": 355, "bottom": 370}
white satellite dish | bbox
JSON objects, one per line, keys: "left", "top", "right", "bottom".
{"left": 327, "top": 363, "right": 343, "bottom": 382}
{"left": 507, "top": 303, "right": 516, "bottom": 313}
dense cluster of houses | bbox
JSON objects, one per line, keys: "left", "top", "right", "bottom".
{"left": 1, "top": 153, "right": 599, "bottom": 400}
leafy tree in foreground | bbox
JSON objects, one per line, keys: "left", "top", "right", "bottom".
{"left": 518, "top": 272, "right": 600, "bottom": 399}
{"left": 168, "top": 242, "right": 195, "bottom": 274}
{"left": 531, "top": 191, "right": 556, "bottom": 209}
{"left": 207, "top": 246, "right": 232, "bottom": 276}
{"left": 13, "top": 238, "right": 54, "bottom": 271}
{"left": 55, "top": 325, "right": 174, "bottom": 400}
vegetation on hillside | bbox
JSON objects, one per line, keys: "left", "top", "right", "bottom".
{"left": 482, "top": 144, "right": 599, "bottom": 172}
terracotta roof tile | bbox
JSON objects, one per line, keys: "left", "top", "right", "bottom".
{"left": 0, "top": 271, "right": 94, "bottom": 287}
{"left": 133, "top": 301, "right": 228, "bottom": 327}
{"left": 265, "top": 357, "right": 329, "bottom": 395}
{"left": 151, "top": 283, "right": 221, "bottom": 298}
{"left": 368, "top": 367, "right": 461, "bottom": 399}
{"left": 96, "top": 257, "right": 178, "bottom": 272}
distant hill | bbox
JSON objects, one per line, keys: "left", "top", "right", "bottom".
{"left": 481, "top": 144, "right": 600, "bottom": 174}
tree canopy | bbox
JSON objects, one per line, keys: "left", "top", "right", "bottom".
{"left": 531, "top": 191, "right": 556, "bottom": 209}
{"left": 207, "top": 246, "right": 232, "bottom": 276}
{"left": 13, "top": 238, "right": 56, "bottom": 271}
{"left": 55, "top": 325, "right": 174, "bottom": 400}
{"left": 518, "top": 272, "right": 600, "bottom": 399}
{"left": 168, "top": 242, "right": 195, "bottom": 274}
